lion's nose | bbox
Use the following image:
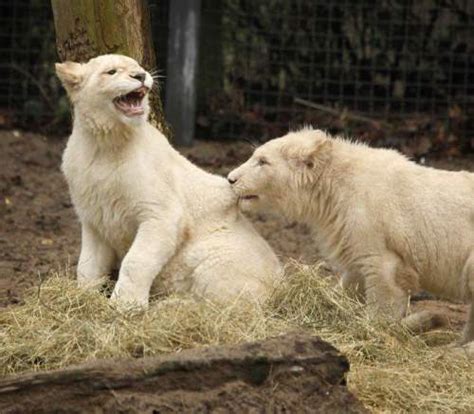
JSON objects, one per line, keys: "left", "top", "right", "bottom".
{"left": 131, "top": 72, "right": 146, "bottom": 83}
{"left": 227, "top": 174, "right": 238, "bottom": 185}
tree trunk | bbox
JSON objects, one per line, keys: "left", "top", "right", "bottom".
{"left": 50, "top": 0, "right": 170, "bottom": 137}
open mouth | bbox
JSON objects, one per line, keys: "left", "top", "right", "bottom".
{"left": 113, "top": 86, "right": 149, "bottom": 117}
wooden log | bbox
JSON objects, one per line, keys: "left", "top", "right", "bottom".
{"left": 0, "top": 333, "right": 366, "bottom": 413}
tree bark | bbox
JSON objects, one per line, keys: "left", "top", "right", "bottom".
{"left": 0, "top": 333, "right": 366, "bottom": 413}
{"left": 50, "top": 0, "right": 170, "bottom": 137}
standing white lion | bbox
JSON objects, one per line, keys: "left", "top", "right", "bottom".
{"left": 56, "top": 54, "right": 281, "bottom": 308}
{"left": 228, "top": 127, "right": 474, "bottom": 345}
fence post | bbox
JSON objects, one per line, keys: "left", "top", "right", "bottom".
{"left": 165, "top": 0, "right": 201, "bottom": 146}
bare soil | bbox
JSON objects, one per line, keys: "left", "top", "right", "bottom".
{"left": 0, "top": 129, "right": 471, "bottom": 331}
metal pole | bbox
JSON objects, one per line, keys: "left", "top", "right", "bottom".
{"left": 165, "top": 0, "right": 201, "bottom": 146}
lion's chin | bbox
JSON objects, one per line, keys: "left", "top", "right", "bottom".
{"left": 238, "top": 195, "right": 260, "bottom": 212}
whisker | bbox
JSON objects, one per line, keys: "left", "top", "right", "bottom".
{"left": 149, "top": 68, "right": 164, "bottom": 76}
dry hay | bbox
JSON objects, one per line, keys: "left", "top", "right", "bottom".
{"left": 1, "top": 265, "right": 473, "bottom": 413}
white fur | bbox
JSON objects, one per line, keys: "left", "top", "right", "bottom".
{"left": 228, "top": 127, "right": 474, "bottom": 344}
{"left": 57, "top": 54, "right": 281, "bottom": 308}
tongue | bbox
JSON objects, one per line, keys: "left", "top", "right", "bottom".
{"left": 116, "top": 97, "right": 144, "bottom": 116}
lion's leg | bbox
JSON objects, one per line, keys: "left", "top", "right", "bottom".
{"left": 362, "top": 253, "right": 410, "bottom": 320}
{"left": 111, "top": 214, "right": 182, "bottom": 308}
{"left": 402, "top": 310, "right": 448, "bottom": 334}
{"left": 460, "top": 303, "right": 474, "bottom": 344}
{"left": 190, "top": 249, "right": 279, "bottom": 304}
{"left": 363, "top": 253, "right": 448, "bottom": 334}
{"left": 191, "top": 262, "right": 274, "bottom": 303}
{"left": 341, "top": 271, "right": 365, "bottom": 302}
{"left": 77, "top": 223, "right": 116, "bottom": 289}
{"left": 460, "top": 253, "right": 474, "bottom": 344}
{"left": 184, "top": 230, "right": 281, "bottom": 304}
{"left": 365, "top": 274, "right": 408, "bottom": 319}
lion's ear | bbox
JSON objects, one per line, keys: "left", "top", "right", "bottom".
{"left": 299, "top": 140, "right": 332, "bottom": 170}
{"left": 55, "top": 62, "right": 84, "bottom": 95}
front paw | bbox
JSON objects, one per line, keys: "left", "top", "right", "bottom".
{"left": 110, "top": 283, "right": 149, "bottom": 310}
{"left": 77, "top": 274, "right": 106, "bottom": 290}
{"left": 401, "top": 310, "right": 448, "bottom": 334}
{"left": 445, "top": 341, "right": 474, "bottom": 359}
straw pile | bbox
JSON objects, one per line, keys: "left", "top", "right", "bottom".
{"left": 1, "top": 264, "right": 473, "bottom": 413}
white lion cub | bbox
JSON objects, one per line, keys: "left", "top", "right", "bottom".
{"left": 56, "top": 54, "right": 281, "bottom": 308}
{"left": 228, "top": 127, "right": 474, "bottom": 345}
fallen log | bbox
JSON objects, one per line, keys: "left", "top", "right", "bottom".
{"left": 0, "top": 333, "right": 366, "bottom": 413}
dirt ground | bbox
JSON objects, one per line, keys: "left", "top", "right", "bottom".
{"left": 0, "top": 129, "right": 471, "bottom": 332}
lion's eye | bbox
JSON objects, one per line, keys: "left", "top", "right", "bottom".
{"left": 257, "top": 158, "right": 269, "bottom": 166}
{"left": 106, "top": 69, "right": 117, "bottom": 75}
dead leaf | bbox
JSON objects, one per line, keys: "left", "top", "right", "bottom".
{"left": 415, "top": 136, "right": 432, "bottom": 155}
{"left": 448, "top": 105, "right": 462, "bottom": 120}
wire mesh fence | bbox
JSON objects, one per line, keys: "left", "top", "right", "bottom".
{"left": 1, "top": 0, "right": 473, "bottom": 153}
{"left": 194, "top": 0, "right": 474, "bottom": 153}
{"left": 0, "top": 0, "right": 63, "bottom": 129}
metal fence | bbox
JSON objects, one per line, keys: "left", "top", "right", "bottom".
{"left": 193, "top": 0, "right": 474, "bottom": 151}
{"left": 1, "top": 0, "right": 473, "bottom": 152}
{"left": 0, "top": 0, "right": 60, "bottom": 128}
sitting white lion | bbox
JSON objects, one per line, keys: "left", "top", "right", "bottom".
{"left": 56, "top": 54, "right": 281, "bottom": 308}
{"left": 228, "top": 127, "right": 474, "bottom": 345}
